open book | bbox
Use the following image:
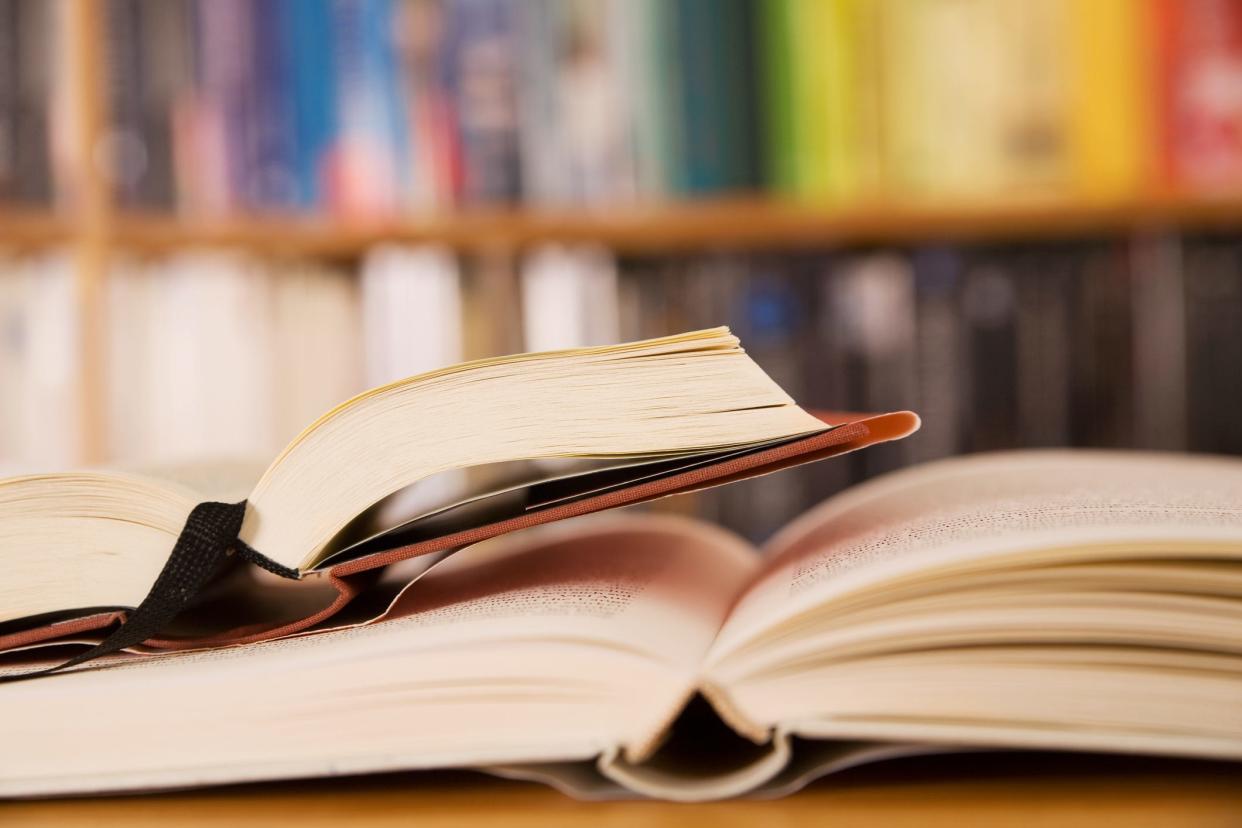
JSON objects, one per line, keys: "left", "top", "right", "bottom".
{"left": 0, "top": 328, "right": 913, "bottom": 662}
{"left": 2, "top": 449, "right": 1239, "bottom": 799}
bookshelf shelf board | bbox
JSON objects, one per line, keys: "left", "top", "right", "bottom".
{"left": 0, "top": 210, "right": 74, "bottom": 249}
{"left": 95, "top": 194, "right": 1242, "bottom": 256}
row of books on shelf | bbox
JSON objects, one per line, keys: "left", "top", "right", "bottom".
{"left": 3, "top": 235, "right": 1241, "bottom": 538}
{"left": 0, "top": 0, "right": 1231, "bottom": 215}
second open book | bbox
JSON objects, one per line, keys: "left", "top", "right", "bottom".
{"left": 4, "top": 447, "right": 1241, "bottom": 798}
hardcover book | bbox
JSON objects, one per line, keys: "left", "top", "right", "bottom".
{"left": 0, "top": 328, "right": 907, "bottom": 658}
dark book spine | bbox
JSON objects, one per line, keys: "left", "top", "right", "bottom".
{"left": 246, "top": 0, "right": 300, "bottom": 210}
{"left": 1184, "top": 237, "right": 1242, "bottom": 454}
{"left": 135, "top": 0, "right": 187, "bottom": 210}
{"left": 911, "top": 246, "right": 965, "bottom": 461}
{"left": 441, "top": 0, "right": 522, "bottom": 205}
{"left": 1014, "top": 246, "right": 1073, "bottom": 448}
{"left": 1070, "top": 242, "right": 1136, "bottom": 448}
{"left": 14, "top": 0, "right": 52, "bottom": 204}
{"left": 961, "top": 250, "right": 1020, "bottom": 453}
{"left": 1130, "top": 233, "right": 1187, "bottom": 450}
{"left": 0, "top": 0, "right": 19, "bottom": 201}
{"left": 674, "top": 0, "right": 759, "bottom": 193}
{"left": 105, "top": 0, "right": 143, "bottom": 206}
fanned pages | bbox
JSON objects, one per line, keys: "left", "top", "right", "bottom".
{"left": 0, "top": 329, "right": 827, "bottom": 628}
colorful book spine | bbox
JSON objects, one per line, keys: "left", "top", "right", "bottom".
{"left": 672, "top": 0, "right": 759, "bottom": 194}
{"left": 440, "top": 0, "right": 523, "bottom": 204}
{"left": 1067, "top": 0, "right": 1153, "bottom": 198}
{"left": 247, "top": 0, "right": 300, "bottom": 209}
{"left": 1154, "top": 0, "right": 1242, "bottom": 191}
{"left": 287, "top": 0, "right": 336, "bottom": 209}
{"left": 325, "top": 0, "right": 410, "bottom": 217}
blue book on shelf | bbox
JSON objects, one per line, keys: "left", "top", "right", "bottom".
{"left": 248, "top": 0, "right": 300, "bottom": 210}
{"left": 288, "top": 0, "right": 337, "bottom": 209}
{"left": 328, "top": 0, "right": 412, "bottom": 213}
{"left": 673, "top": 0, "right": 759, "bottom": 194}
{"left": 440, "top": 0, "right": 523, "bottom": 204}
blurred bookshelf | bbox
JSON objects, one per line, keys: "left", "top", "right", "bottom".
{"left": 4, "top": 0, "right": 1242, "bottom": 540}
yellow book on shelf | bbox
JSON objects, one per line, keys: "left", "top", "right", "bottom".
{"left": 992, "top": 0, "right": 1073, "bottom": 194}
{"left": 880, "top": 0, "right": 1073, "bottom": 199}
{"left": 821, "top": 0, "right": 883, "bottom": 202}
{"left": 878, "top": 0, "right": 1003, "bottom": 196}
{"left": 782, "top": 0, "right": 882, "bottom": 202}
{"left": 1067, "top": 0, "right": 1153, "bottom": 197}
{"left": 791, "top": 0, "right": 833, "bottom": 198}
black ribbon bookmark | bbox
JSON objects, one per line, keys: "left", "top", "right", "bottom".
{"left": 0, "top": 500, "right": 299, "bottom": 684}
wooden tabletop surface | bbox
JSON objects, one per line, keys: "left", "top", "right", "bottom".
{"left": 5, "top": 752, "right": 1240, "bottom": 827}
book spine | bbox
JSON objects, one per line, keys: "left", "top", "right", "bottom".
{"left": 991, "top": 0, "right": 1072, "bottom": 193}
{"left": 520, "top": 244, "right": 620, "bottom": 352}
{"left": 794, "top": 0, "right": 833, "bottom": 197}
{"left": 14, "top": 0, "right": 53, "bottom": 204}
{"left": 1183, "top": 238, "right": 1242, "bottom": 453}
{"left": 1129, "top": 233, "right": 1187, "bottom": 450}
{"left": 910, "top": 246, "right": 965, "bottom": 461}
{"left": 1154, "top": 0, "right": 1242, "bottom": 191}
{"left": 673, "top": 0, "right": 757, "bottom": 193}
{"left": 192, "top": 0, "right": 252, "bottom": 214}
{"left": 440, "top": 0, "right": 523, "bottom": 205}
{"left": 0, "top": 0, "right": 19, "bottom": 201}
{"left": 286, "top": 0, "right": 335, "bottom": 210}
{"left": 246, "top": 0, "right": 300, "bottom": 210}
{"left": 136, "top": 0, "right": 188, "bottom": 211}
{"left": 514, "top": 0, "right": 560, "bottom": 205}
{"left": 759, "top": 0, "right": 799, "bottom": 195}
{"left": 1070, "top": 243, "right": 1136, "bottom": 448}
{"left": 16, "top": 252, "right": 80, "bottom": 466}
{"left": 325, "top": 0, "right": 410, "bottom": 217}
{"left": 821, "top": 0, "right": 883, "bottom": 202}
{"left": 621, "top": 0, "right": 671, "bottom": 198}
{"left": 1013, "top": 246, "right": 1072, "bottom": 447}
{"left": 1067, "top": 0, "right": 1152, "bottom": 196}
{"left": 961, "top": 252, "right": 1019, "bottom": 452}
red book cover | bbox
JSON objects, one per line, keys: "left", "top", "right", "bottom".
{"left": 1155, "top": 0, "right": 1242, "bottom": 191}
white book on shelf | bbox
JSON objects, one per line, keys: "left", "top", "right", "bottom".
{"left": 105, "top": 255, "right": 154, "bottom": 463}
{"left": 360, "top": 244, "right": 463, "bottom": 385}
{"left": 520, "top": 244, "right": 620, "bottom": 352}
{"left": 141, "top": 252, "right": 276, "bottom": 464}
{"left": 12, "top": 251, "right": 80, "bottom": 469}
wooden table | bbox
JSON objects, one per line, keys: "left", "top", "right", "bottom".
{"left": 4, "top": 752, "right": 1240, "bottom": 827}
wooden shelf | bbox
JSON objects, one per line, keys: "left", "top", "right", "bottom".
{"left": 11, "top": 194, "right": 1242, "bottom": 258}
{"left": 0, "top": 209, "right": 74, "bottom": 249}
{"left": 106, "top": 194, "right": 1242, "bottom": 257}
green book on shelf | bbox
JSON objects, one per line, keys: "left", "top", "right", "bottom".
{"left": 760, "top": 0, "right": 801, "bottom": 194}
{"left": 767, "top": 0, "right": 880, "bottom": 202}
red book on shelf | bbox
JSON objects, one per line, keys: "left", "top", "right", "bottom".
{"left": 1154, "top": 0, "right": 1242, "bottom": 190}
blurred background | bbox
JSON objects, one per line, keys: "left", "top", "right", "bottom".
{"left": 2, "top": 0, "right": 1241, "bottom": 540}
